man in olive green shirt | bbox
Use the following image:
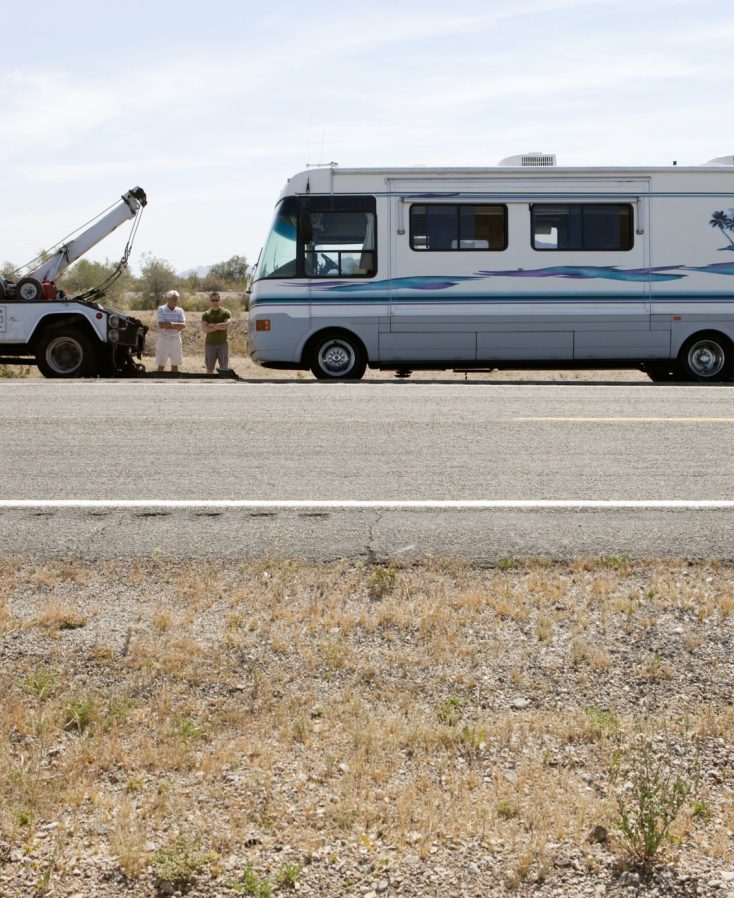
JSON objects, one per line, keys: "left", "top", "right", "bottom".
{"left": 201, "top": 292, "right": 232, "bottom": 373}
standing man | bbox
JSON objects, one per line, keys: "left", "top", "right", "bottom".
{"left": 200, "top": 292, "right": 232, "bottom": 373}
{"left": 156, "top": 289, "right": 186, "bottom": 373}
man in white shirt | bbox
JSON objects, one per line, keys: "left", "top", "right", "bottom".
{"left": 156, "top": 290, "right": 186, "bottom": 372}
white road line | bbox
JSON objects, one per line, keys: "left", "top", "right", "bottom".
{"left": 514, "top": 417, "right": 734, "bottom": 422}
{"left": 0, "top": 500, "right": 732, "bottom": 510}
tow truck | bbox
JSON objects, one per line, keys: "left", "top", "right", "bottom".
{"left": 0, "top": 187, "right": 148, "bottom": 377}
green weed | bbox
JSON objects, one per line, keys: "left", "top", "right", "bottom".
{"left": 151, "top": 838, "right": 208, "bottom": 890}
{"left": 614, "top": 736, "right": 696, "bottom": 869}
{"left": 229, "top": 864, "right": 273, "bottom": 897}
{"left": 275, "top": 862, "right": 301, "bottom": 889}
{"left": 63, "top": 698, "right": 95, "bottom": 733}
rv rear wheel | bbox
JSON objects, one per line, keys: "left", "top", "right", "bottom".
{"left": 309, "top": 331, "right": 367, "bottom": 380}
{"left": 679, "top": 332, "right": 732, "bottom": 382}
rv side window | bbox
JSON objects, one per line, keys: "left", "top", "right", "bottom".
{"left": 410, "top": 204, "right": 507, "bottom": 251}
{"left": 531, "top": 204, "right": 633, "bottom": 251}
{"left": 300, "top": 197, "right": 377, "bottom": 278}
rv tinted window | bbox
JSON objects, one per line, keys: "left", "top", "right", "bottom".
{"left": 257, "top": 198, "right": 299, "bottom": 279}
{"left": 531, "top": 204, "right": 633, "bottom": 251}
{"left": 410, "top": 204, "right": 507, "bottom": 251}
{"left": 300, "top": 208, "right": 376, "bottom": 278}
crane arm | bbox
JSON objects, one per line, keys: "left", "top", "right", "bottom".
{"left": 28, "top": 187, "right": 147, "bottom": 283}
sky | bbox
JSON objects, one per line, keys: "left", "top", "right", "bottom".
{"left": 1, "top": 0, "right": 732, "bottom": 276}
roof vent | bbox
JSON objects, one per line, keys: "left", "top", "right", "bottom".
{"left": 705, "top": 155, "right": 734, "bottom": 165}
{"left": 498, "top": 152, "right": 557, "bottom": 167}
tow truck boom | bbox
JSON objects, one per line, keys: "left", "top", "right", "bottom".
{"left": 8, "top": 186, "right": 147, "bottom": 302}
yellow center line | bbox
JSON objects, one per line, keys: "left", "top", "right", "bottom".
{"left": 514, "top": 417, "right": 734, "bottom": 422}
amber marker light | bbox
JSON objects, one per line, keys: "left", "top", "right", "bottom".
{"left": 255, "top": 319, "right": 271, "bottom": 331}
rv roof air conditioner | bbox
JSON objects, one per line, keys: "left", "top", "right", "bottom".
{"left": 498, "top": 153, "right": 557, "bottom": 167}
{"left": 705, "top": 155, "right": 734, "bottom": 166}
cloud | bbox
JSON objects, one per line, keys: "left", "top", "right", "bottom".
{"left": 0, "top": 58, "right": 262, "bottom": 165}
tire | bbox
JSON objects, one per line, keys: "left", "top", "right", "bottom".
{"left": 36, "top": 328, "right": 97, "bottom": 378}
{"left": 16, "top": 277, "right": 44, "bottom": 301}
{"left": 678, "top": 332, "right": 732, "bottom": 382}
{"left": 309, "top": 331, "right": 367, "bottom": 380}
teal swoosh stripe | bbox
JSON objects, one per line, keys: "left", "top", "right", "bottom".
{"left": 251, "top": 293, "right": 734, "bottom": 308}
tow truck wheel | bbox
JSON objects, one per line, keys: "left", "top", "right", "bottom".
{"left": 16, "top": 277, "right": 44, "bottom": 302}
{"left": 36, "top": 328, "right": 96, "bottom": 378}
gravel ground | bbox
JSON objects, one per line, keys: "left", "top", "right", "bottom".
{"left": 0, "top": 556, "right": 732, "bottom": 898}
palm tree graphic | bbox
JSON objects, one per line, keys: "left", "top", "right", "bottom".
{"left": 710, "top": 210, "right": 734, "bottom": 248}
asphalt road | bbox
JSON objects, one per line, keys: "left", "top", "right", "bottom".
{"left": 1, "top": 378, "right": 733, "bottom": 560}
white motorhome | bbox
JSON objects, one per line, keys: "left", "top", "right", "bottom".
{"left": 249, "top": 156, "right": 734, "bottom": 382}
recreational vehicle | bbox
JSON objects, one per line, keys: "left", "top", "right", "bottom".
{"left": 248, "top": 156, "right": 734, "bottom": 382}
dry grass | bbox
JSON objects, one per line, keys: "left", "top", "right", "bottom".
{"left": 30, "top": 600, "right": 87, "bottom": 633}
{"left": 0, "top": 556, "right": 732, "bottom": 896}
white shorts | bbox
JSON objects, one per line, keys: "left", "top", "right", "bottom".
{"left": 155, "top": 333, "right": 183, "bottom": 367}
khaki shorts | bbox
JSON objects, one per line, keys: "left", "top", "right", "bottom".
{"left": 155, "top": 333, "right": 183, "bottom": 367}
{"left": 205, "top": 342, "right": 229, "bottom": 370}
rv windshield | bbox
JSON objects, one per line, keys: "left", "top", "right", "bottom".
{"left": 256, "top": 198, "right": 298, "bottom": 280}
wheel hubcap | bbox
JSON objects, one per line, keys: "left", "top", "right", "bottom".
{"left": 319, "top": 341, "right": 354, "bottom": 376}
{"left": 688, "top": 341, "right": 725, "bottom": 378}
{"left": 19, "top": 282, "right": 39, "bottom": 300}
{"left": 48, "top": 338, "right": 83, "bottom": 374}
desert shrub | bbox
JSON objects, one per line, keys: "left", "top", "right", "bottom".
{"left": 613, "top": 735, "right": 697, "bottom": 869}
{"left": 151, "top": 838, "right": 209, "bottom": 890}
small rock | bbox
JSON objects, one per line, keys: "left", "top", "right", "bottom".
{"left": 723, "top": 873, "right": 734, "bottom": 883}
{"left": 376, "top": 881, "right": 389, "bottom": 894}
{"left": 468, "top": 862, "right": 480, "bottom": 875}
{"left": 588, "top": 825, "right": 608, "bottom": 844}
{"left": 511, "top": 698, "right": 530, "bottom": 710}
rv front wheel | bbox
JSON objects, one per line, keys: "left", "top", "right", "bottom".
{"left": 679, "top": 332, "right": 732, "bottom": 382}
{"left": 309, "top": 331, "right": 367, "bottom": 381}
